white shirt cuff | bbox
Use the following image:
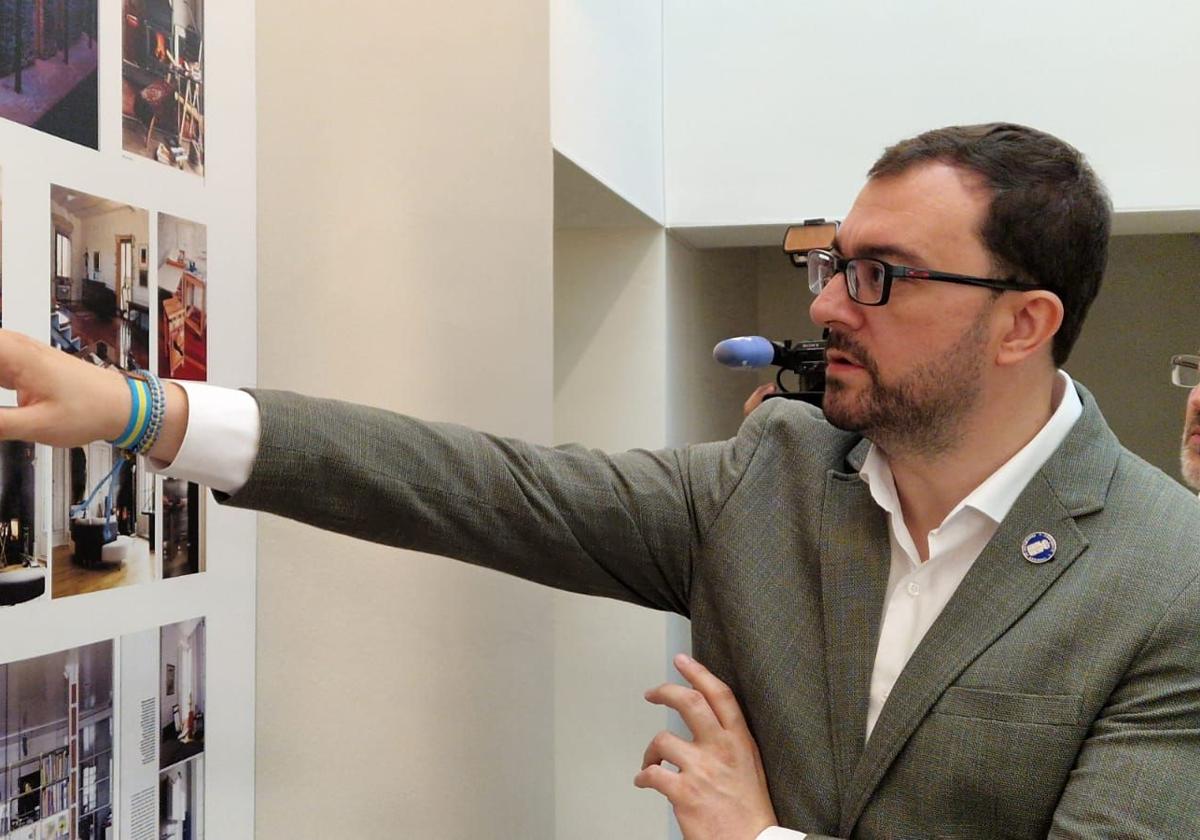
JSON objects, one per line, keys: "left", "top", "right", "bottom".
{"left": 756, "top": 828, "right": 806, "bottom": 840}
{"left": 147, "top": 381, "right": 260, "bottom": 495}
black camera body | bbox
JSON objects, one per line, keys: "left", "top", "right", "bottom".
{"left": 765, "top": 337, "right": 827, "bottom": 407}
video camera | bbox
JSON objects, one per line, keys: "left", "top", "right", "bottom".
{"left": 711, "top": 219, "right": 839, "bottom": 408}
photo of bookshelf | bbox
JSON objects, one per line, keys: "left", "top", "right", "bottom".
{"left": 0, "top": 640, "right": 113, "bottom": 839}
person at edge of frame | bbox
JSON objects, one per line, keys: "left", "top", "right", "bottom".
{"left": 1175, "top": 349, "right": 1200, "bottom": 493}
{"left": 0, "top": 123, "right": 1197, "bottom": 839}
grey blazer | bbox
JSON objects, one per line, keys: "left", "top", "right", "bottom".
{"left": 223, "top": 382, "right": 1200, "bottom": 838}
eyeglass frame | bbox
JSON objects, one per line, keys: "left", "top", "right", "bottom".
{"left": 805, "top": 248, "right": 1050, "bottom": 306}
{"left": 1171, "top": 354, "right": 1200, "bottom": 388}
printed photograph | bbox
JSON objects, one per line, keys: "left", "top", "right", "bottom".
{"left": 0, "top": 640, "right": 114, "bottom": 839}
{"left": 157, "top": 213, "right": 205, "bottom": 380}
{"left": 122, "top": 0, "right": 204, "bottom": 175}
{"left": 162, "top": 477, "right": 203, "bottom": 579}
{"left": 159, "top": 617, "right": 204, "bottom": 839}
{"left": 0, "top": 441, "right": 44, "bottom": 607}
{"left": 0, "top": 0, "right": 99, "bottom": 148}
{"left": 49, "top": 185, "right": 155, "bottom": 599}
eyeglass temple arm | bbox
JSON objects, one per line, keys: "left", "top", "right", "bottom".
{"left": 892, "top": 266, "right": 1034, "bottom": 292}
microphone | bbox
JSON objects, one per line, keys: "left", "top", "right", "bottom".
{"left": 712, "top": 336, "right": 785, "bottom": 369}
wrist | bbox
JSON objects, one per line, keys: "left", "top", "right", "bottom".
{"left": 100, "top": 367, "right": 133, "bottom": 442}
{"left": 147, "top": 382, "right": 189, "bottom": 464}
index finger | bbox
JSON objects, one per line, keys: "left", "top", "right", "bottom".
{"left": 673, "top": 653, "right": 747, "bottom": 733}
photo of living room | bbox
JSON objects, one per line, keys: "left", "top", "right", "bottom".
{"left": 159, "top": 617, "right": 204, "bottom": 839}
{"left": 157, "top": 213, "right": 205, "bottom": 380}
{"left": 50, "top": 441, "right": 155, "bottom": 599}
{"left": 49, "top": 185, "right": 155, "bottom": 600}
{"left": 122, "top": 0, "right": 204, "bottom": 175}
{"left": 0, "top": 441, "right": 45, "bottom": 608}
{"left": 50, "top": 185, "right": 150, "bottom": 373}
{"left": 0, "top": 640, "right": 114, "bottom": 840}
{"left": 0, "top": 0, "right": 99, "bottom": 149}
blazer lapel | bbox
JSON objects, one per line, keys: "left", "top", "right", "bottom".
{"left": 837, "top": 382, "right": 1119, "bottom": 835}
{"left": 819, "top": 449, "right": 891, "bottom": 807}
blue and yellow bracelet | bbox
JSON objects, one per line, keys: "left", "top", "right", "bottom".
{"left": 109, "top": 370, "right": 166, "bottom": 456}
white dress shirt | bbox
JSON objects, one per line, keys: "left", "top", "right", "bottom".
{"left": 154, "top": 373, "right": 1082, "bottom": 840}
{"left": 151, "top": 381, "right": 261, "bottom": 493}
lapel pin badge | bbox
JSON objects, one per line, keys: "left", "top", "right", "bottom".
{"left": 1021, "top": 532, "right": 1057, "bottom": 564}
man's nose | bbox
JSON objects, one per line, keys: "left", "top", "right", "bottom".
{"left": 808, "top": 270, "right": 863, "bottom": 331}
{"left": 1189, "top": 382, "right": 1200, "bottom": 414}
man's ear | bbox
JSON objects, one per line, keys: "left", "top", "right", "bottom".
{"left": 995, "top": 291, "right": 1064, "bottom": 367}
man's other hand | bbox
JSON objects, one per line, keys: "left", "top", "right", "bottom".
{"left": 636, "top": 653, "right": 778, "bottom": 840}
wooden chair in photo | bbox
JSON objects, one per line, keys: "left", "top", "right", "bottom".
{"left": 138, "top": 78, "right": 175, "bottom": 151}
{"left": 162, "top": 296, "right": 186, "bottom": 376}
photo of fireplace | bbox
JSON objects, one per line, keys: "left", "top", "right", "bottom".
{"left": 122, "top": 0, "right": 203, "bottom": 175}
{"left": 0, "top": 440, "right": 43, "bottom": 607}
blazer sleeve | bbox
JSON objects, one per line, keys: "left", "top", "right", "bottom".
{"left": 216, "top": 388, "right": 780, "bottom": 615}
{"left": 1048, "top": 568, "right": 1200, "bottom": 836}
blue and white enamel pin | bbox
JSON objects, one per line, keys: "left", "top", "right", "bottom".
{"left": 1021, "top": 532, "right": 1057, "bottom": 564}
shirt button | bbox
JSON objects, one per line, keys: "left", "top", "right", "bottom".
{"left": 906, "top": 581, "right": 921, "bottom": 597}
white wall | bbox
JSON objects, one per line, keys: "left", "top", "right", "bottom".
{"left": 255, "top": 1, "right": 555, "bottom": 837}
{"left": 157, "top": 215, "right": 206, "bottom": 278}
{"left": 66, "top": 206, "right": 152, "bottom": 308}
{"left": 554, "top": 222, "right": 671, "bottom": 839}
{"left": 552, "top": 0, "right": 665, "bottom": 223}
{"left": 664, "top": 0, "right": 1200, "bottom": 228}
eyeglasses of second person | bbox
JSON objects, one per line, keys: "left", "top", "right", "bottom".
{"left": 1171, "top": 355, "right": 1199, "bottom": 389}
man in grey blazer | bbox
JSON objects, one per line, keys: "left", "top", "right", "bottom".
{"left": 0, "top": 123, "right": 1197, "bottom": 837}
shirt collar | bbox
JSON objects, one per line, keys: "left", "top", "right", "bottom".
{"left": 860, "top": 370, "right": 1083, "bottom": 526}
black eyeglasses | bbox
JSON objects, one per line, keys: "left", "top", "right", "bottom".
{"left": 806, "top": 248, "right": 1043, "bottom": 306}
{"left": 1172, "top": 355, "right": 1200, "bottom": 388}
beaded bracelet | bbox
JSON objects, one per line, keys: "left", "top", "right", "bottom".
{"left": 131, "top": 370, "right": 167, "bottom": 456}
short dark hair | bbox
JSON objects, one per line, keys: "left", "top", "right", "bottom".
{"left": 868, "top": 123, "right": 1111, "bottom": 366}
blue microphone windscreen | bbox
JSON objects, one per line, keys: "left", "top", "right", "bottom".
{"left": 713, "top": 336, "right": 774, "bottom": 368}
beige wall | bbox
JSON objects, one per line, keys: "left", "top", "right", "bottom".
{"left": 666, "top": 236, "right": 758, "bottom": 447}
{"left": 255, "top": 1, "right": 554, "bottom": 837}
{"left": 1069, "top": 234, "right": 1200, "bottom": 481}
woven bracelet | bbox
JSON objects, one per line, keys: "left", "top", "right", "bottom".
{"left": 128, "top": 371, "right": 167, "bottom": 456}
{"left": 110, "top": 376, "right": 150, "bottom": 450}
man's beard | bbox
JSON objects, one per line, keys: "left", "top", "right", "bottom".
{"left": 821, "top": 311, "right": 991, "bottom": 457}
{"left": 1181, "top": 411, "right": 1200, "bottom": 490}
